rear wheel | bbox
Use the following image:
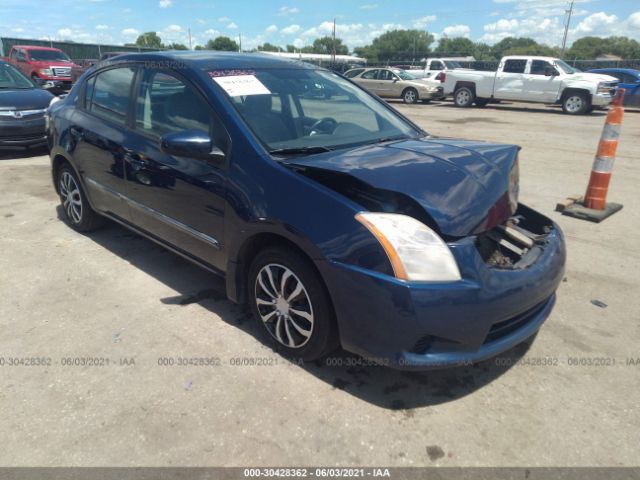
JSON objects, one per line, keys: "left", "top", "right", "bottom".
{"left": 248, "top": 246, "right": 338, "bottom": 361}
{"left": 454, "top": 87, "right": 475, "bottom": 107}
{"left": 402, "top": 88, "right": 418, "bottom": 104}
{"left": 57, "top": 165, "right": 104, "bottom": 232}
{"left": 562, "top": 92, "right": 589, "bottom": 115}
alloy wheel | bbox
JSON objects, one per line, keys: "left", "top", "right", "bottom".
{"left": 456, "top": 89, "right": 471, "bottom": 106}
{"left": 565, "top": 95, "right": 584, "bottom": 113}
{"left": 404, "top": 89, "right": 417, "bottom": 103}
{"left": 254, "top": 263, "right": 314, "bottom": 348}
{"left": 59, "top": 171, "right": 83, "bottom": 224}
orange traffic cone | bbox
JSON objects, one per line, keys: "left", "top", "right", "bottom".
{"left": 558, "top": 88, "right": 625, "bottom": 223}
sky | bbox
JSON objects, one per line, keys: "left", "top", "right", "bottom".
{"left": 0, "top": 0, "right": 639, "bottom": 51}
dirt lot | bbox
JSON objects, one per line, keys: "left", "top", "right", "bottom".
{"left": 0, "top": 101, "right": 639, "bottom": 467}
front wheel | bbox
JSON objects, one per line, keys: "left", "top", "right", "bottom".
{"left": 454, "top": 87, "right": 475, "bottom": 107}
{"left": 248, "top": 247, "right": 338, "bottom": 361}
{"left": 402, "top": 88, "right": 418, "bottom": 104}
{"left": 562, "top": 92, "right": 589, "bottom": 115}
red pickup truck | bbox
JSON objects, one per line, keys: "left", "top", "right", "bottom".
{"left": 3, "top": 45, "right": 78, "bottom": 92}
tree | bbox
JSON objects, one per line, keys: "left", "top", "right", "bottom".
{"left": 166, "top": 42, "right": 188, "bottom": 50}
{"left": 435, "top": 37, "right": 475, "bottom": 57}
{"left": 257, "top": 42, "right": 281, "bottom": 52}
{"left": 135, "top": 32, "right": 163, "bottom": 48}
{"left": 567, "top": 36, "right": 640, "bottom": 60}
{"left": 311, "top": 36, "right": 349, "bottom": 55}
{"left": 285, "top": 44, "right": 297, "bottom": 53}
{"left": 205, "top": 36, "right": 239, "bottom": 52}
{"left": 472, "top": 42, "right": 494, "bottom": 61}
{"left": 356, "top": 29, "right": 434, "bottom": 62}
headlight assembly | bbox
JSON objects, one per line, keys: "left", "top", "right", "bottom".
{"left": 355, "top": 212, "right": 461, "bottom": 282}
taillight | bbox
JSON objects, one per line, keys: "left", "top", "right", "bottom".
{"left": 438, "top": 72, "right": 446, "bottom": 83}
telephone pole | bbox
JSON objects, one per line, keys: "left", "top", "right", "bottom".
{"left": 332, "top": 18, "right": 336, "bottom": 66}
{"left": 188, "top": 28, "right": 192, "bottom": 50}
{"left": 561, "top": 0, "right": 575, "bottom": 57}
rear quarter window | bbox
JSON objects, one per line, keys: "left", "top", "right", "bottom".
{"left": 503, "top": 59, "right": 527, "bottom": 74}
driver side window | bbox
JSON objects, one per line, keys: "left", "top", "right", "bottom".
{"left": 530, "top": 60, "right": 552, "bottom": 75}
{"left": 379, "top": 70, "right": 395, "bottom": 81}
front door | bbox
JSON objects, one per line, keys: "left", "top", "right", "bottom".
{"left": 122, "top": 69, "right": 229, "bottom": 271}
{"left": 524, "top": 59, "right": 562, "bottom": 103}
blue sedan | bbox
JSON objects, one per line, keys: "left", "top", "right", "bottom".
{"left": 588, "top": 68, "right": 640, "bottom": 107}
{"left": 46, "top": 52, "right": 565, "bottom": 369}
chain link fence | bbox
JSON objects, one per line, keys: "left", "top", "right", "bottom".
{"left": 0, "top": 37, "right": 164, "bottom": 61}
{"left": 368, "top": 59, "right": 640, "bottom": 71}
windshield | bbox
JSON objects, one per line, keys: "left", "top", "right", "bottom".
{"left": 393, "top": 69, "right": 416, "bottom": 80}
{"left": 28, "top": 49, "right": 71, "bottom": 62}
{"left": 554, "top": 60, "right": 581, "bottom": 74}
{"left": 219, "top": 68, "right": 422, "bottom": 154}
{"left": 0, "top": 62, "right": 34, "bottom": 89}
{"left": 444, "top": 60, "right": 463, "bottom": 69}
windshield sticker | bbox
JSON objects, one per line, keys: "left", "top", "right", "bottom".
{"left": 209, "top": 69, "right": 255, "bottom": 77}
{"left": 211, "top": 74, "right": 271, "bottom": 97}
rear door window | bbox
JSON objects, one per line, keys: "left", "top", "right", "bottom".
{"left": 503, "top": 59, "right": 527, "bottom": 74}
{"left": 361, "top": 69, "right": 378, "bottom": 80}
{"left": 86, "top": 67, "right": 136, "bottom": 125}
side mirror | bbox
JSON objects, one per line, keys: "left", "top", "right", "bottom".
{"left": 160, "top": 130, "right": 225, "bottom": 162}
{"left": 544, "top": 66, "right": 558, "bottom": 77}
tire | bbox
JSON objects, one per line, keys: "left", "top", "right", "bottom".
{"left": 57, "top": 164, "right": 104, "bottom": 232}
{"left": 454, "top": 86, "right": 475, "bottom": 107}
{"left": 562, "top": 92, "right": 589, "bottom": 115}
{"left": 475, "top": 98, "right": 490, "bottom": 107}
{"left": 402, "top": 88, "right": 418, "bottom": 104}
{"left": 248, "top": 246, "right": 339, "bottom": 361}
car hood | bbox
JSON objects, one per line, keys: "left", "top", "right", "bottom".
{"left": 287, "top": 138, "right": 519, "bottom": 237}
{"left": 567, "top": 72, "right": 618, "bottom": 83}
{"left": 0, "top": 87, "right": 54, "bottom": 110}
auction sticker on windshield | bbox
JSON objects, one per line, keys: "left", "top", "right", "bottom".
{"left": 212, "top": 74, "right": 271, "bottom": 96}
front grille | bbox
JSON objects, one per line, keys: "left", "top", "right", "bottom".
{"left": 52, "top": 67, "right": 71, "bottom": 77}
{"left": 483, "top": 300, "right": 546, "bottom": 344}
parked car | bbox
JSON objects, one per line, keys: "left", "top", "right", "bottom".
{"left": 0, "top": 60, "right": 54, "bottom": 148}
{"left": 71, "top": 59, "right": 98, "bottom": 84}
{"left": 4, "top": 45, "right": 78, "bottom": 93}
{"left": 345, "top": 67, "right": 443, "bottom": 104}
{"left": 47, "top": 52, "right": 565, "bottom": 369}
{"left": 443, "top": 56, "right": 619, "bottom": 114}
{"left": 587, "top": 68, "right": 640, "bottom": 107}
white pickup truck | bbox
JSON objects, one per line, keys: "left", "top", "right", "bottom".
{"left": 442, "top": 56, "right": 619, "bottom": 114}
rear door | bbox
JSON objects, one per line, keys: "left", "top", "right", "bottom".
{"left": 121, "top": 69, "right": 230, "bottom": 271}
{"left": 524, "top": 59, "right": 563, "bottom": 103}
{"left": 357, "top": 69, "right": 381, "bottom": 95}
{"left": 377, "top": 69, "right": 398, "bottom": 97}
{"left": 70, "top": 65, "right": 137, "bottom": 221}
{"left": 494, "top": 58, "right": 527, "bottom": 100}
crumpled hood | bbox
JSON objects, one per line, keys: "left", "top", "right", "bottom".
{"left": 0, "top": 88, "right": 54, "bottom": 110}
{"left": 288, "top": 138, "right": 520, "bottom": 237}
{"left": 568, "top": 72, "right": 618, "bottom": 83}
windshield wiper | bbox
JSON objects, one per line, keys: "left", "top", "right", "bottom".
{"left": 269, "top": 146, "right": 332, "bottom": 156}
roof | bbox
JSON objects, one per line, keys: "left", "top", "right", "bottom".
{"left": 108, "top": 50, "right": 316, "bottom": 70}
{"left": 501, "top": 56, "right": 559, "bottom": 62}
{"left": 12, "top": 45, "right": 64, "bottom": 51}
{"left": 589, "top": 68, "right": 640, "bottom": 76}
{"left": 261, "top": 51, "right": 365, "bottom": 64}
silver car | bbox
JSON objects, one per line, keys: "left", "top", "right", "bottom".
{"left": 345, "top": 67, "right": 443, "bottom": 104}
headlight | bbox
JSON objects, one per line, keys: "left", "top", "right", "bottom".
{"left": 355, "top": 212, "right": 461, "bottom": 282}
{"left": 39, "top": 68, "right": 53, "bottom": 76}
{"left": 508, "top": 157, "right": 520, "bottom": 213}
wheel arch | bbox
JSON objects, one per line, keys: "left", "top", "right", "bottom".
{"left": 454, "top": 81, "right": 477, "bottom": 95}
{"left": 560, "top": 87, "right": 591, "bottom": 103}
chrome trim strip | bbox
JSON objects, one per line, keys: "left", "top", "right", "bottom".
{"left": 85, "top": 177, "right": 221, "bottom": 249}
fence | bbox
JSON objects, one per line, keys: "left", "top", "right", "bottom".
{"left": 0, "top": 37, "right": 164, "bottom": 60}
{"left": 369, "top": 59, "right": 640, "bottom": 72}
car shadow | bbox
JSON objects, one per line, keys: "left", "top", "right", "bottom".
{"left": 436, "top": 102, "right": 608, "bottom": 116}
{"left": 60, "top": 210, "right": 533, "bottom": 410}
{"left": 0, "top": 146, "right": 49, "bottom": 160}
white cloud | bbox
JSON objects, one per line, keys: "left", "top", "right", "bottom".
{"left": 96, "top": 24, "right": 109, "bottom": 30}
{"left": 442, "top": 24, "right": 471, "bottom": 38}
{"left": 57, "top": 28, "right": 73, "bottom": 38}
{"left": 265, "top": 24, "right": 278, "bottom": 34}
{"left": 121, "top": 28, "right": 140, "bottom": 40}
{"left": 218, "top": 16, "right": 230, "bottom": 23}
{"left": 227, "top": 22, "right": 238, "bottom": 29}
{"left": 412, "top": 15, "right": 437, "bottom": 29}
{"left": 204, "top": 29, "right": 220, "bottom": 36}
{"left": 573, "top": 12, "right": 617, "bottom": 35}
{"left": 195, "top": 18, "right": 206, "bottom": 25}
{"left": 281, "top": 24, "right": 301, "bottom": 35}
{"left": 278, "top": 6, "right": 299, "bottom": 16}
{"left": 12, "top": 27, "right": 25, "bottom": 33}
{"left": 159, "top": 0, "right": 172, "bottom": 8}
{"left": 359, "top": 3, "right": 378, "bottom": 9}
{"left": 166, "top": 24, "right": 183, "bottom": 32}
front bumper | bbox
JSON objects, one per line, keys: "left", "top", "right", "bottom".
{"left": 420, "top": 87, "right": 443, "bottom": 100}
{"left": 318, "top": 205, "right": 566, "bottom": 370}
{"left": 592, "top": 92, "right": 615, "bottom": 107}
{"left": 0, "top": 117, "right": 47, "bottom": 148}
